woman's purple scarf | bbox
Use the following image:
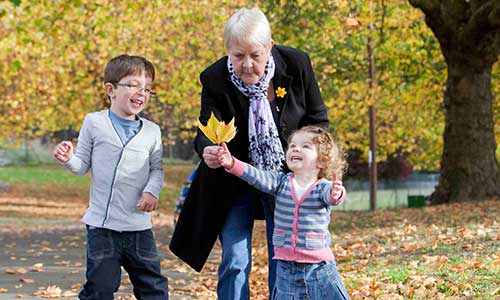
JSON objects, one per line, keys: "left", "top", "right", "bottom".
{"left": 227, "top": 54, "right": 284, "bottom": 171}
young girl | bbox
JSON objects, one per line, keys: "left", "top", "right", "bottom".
{"left": 217, "top": 125, "right": 350, "bottom": 300}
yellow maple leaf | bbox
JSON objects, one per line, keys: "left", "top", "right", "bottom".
{"left": 197, "top": 112, "right": 237, "bottom": 144}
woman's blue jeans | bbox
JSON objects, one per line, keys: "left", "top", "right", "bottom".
{"left": 217, "top": 190, "right": 276, "bottom": 300}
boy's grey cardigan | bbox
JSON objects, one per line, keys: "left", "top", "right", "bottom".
{"left": 64, "top": 110, "right": 163, "bottom": 231}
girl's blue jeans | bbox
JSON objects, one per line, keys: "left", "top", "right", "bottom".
{"left": 272, "top": 260, "right": 350, "bottom": 300}
{"left": 78, "top": 226, "right": 169, "bottom": 300}
{"left": 217, "top": 190, "right": 276, "bottom": 300}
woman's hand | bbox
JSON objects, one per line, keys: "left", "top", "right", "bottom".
{"left": 218, "top": 143, "right": 235, "bottom": 169}
{"left": 203, "top": 145, "right": 222, "bottom": 169}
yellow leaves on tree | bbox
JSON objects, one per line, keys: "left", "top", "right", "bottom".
{"left": 344, "top": 14, "right": 362, "bottom": 30}
{"left": 1, "top": 0, "right": 499, "bottom": 168}
{"left": 197, "top": 112, "right": 237, "bottom": 144}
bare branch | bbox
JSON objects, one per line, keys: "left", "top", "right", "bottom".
{"left": 408, "top": 0, "right": 455, "bottom": 51}
{"left": 488, "top": 2, "right": 500, "bottom": 27}
{"left": 408, "top": 0, "right": 440, "bottom": 15}
{"left": 463, "top": 0, "right": 500, "bottom": 43}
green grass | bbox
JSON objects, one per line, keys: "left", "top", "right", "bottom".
{"left": 386, "top": 267, "right": 411, "bottom": 283}
{"left": 0, "top": 162, "right": 196, "bottom": 210}
{"left": 0, "top": 165, "right": 91, "bottom": 184}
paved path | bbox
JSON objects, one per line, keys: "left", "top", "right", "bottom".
{"left": 0, "top": 218, "right": 219, "bottom": 300}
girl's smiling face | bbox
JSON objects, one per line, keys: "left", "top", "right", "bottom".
{"left": 286, "top": 131, "right": 320, "bottom": 176}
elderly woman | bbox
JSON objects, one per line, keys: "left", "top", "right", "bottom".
{"left": 170, "top": 7, "right": 329, "bottom": 300}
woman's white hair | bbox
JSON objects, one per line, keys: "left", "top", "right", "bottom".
{"left": 224, "top": 7, "right": 272, "bottom": 49}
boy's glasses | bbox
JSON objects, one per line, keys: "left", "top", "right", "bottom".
{"left": 114, "top": 83, "right": 156, "bottom": 96}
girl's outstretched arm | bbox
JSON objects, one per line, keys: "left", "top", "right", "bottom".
{"left": 218, "top": 143, "right": 285, "bottom": 195}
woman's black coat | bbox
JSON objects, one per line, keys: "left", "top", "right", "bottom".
{"left": 169, "top": 45, "right": 329, "bottom": 272}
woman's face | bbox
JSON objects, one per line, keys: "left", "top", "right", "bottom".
{"left": 228, "top": 39, "right": 274, "bottom": 85}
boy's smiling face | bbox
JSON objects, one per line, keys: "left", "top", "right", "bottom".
{"left": 106, "top": 72, "right": 153, "bottom": 120}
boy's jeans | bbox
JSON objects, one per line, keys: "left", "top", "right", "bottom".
{"left": 79, "top": 226, "right": 168, "bottom": 300}
{"left": 272, "top": 260, "right": 350, "bottom": 300}
{"left": 217, "top": 190, "right": 276, "bottom": 300}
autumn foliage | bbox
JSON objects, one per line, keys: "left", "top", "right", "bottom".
{"left": 0, "top": 0, "right": 499, "bottom": 170}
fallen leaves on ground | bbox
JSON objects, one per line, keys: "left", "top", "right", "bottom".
{"left": 0, "top": 196, "right": 85, "bottom": 220}
{"left": 33, "top": 285, "right": 77, "bottom": 298}
{"left": 180, "top": 199, "right": 500, "bottom": 299}
{"left": 329, "top": 200, "right": 500, "bottom": 299}
{"left": 4, "top": 268, "right": 28, "bottom": 275}
{"left": 1, "top": 194, "right": 499, "bottom": 299}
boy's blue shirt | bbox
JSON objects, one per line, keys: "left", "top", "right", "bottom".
{"left": 108, "top": 110, "right": 142, "bottom": 145}
{"left": 63, "top": 109, "right": 163, "bottom": 231}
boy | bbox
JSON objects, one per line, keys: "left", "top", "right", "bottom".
{"left": 54, "top": 54, "right": 168, "bottom": 300}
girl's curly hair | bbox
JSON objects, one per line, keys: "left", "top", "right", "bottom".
{"left": 288, "top": 126, "right": 347, "bottom": 181}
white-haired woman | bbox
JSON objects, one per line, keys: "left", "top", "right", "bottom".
{"left": 170, "top": 7, "right": 329, "bottom": 300}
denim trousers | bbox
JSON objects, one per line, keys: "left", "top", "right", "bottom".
{"left": 79, "top": 226, "right": 169, "bottom": 300}
{"left": 217, "top": 190, "right": 276, "bottom": 300}
{"left": 272, "top": 260, "right": 350, "bottom": 300}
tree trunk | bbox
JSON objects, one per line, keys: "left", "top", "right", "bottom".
{"left": 430, "top": 57, "right": 500, "bottom": 203}
{"left": 408, "top": 0, "right": 500, "bottom": 203}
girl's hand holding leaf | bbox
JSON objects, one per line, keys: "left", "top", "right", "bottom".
{"left": 218, "top": 143, "right": 235, "bottom": 169}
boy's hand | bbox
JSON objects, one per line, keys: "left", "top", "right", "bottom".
{"left": 137, "top": 192, "right": 158, "bottom": 212}
{"left": 218, "top": 143, "right": 234, "bottom": 169}
{"left": 331, "top": 174, "right": 345, "bottom": 200}
{"left": 54, "top": 141, "right": 74, "bottom": 163}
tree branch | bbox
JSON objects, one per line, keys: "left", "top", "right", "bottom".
{"left": 463, "top": 0, "right": 500, "bottom": 45}
{"left": 378, "top": 0, "right": 387, "bottom": 44}
{"left": 408, "top": 0, "right": 440, "bottom": 15}
{"left": 467, "top": 0, "right": 500, "bottom": 31}
{"left": 408, "top": 0, "right": 454, "bottom": 51}
{"left": 488, "top": 2, "right": 500, "bottom": 27}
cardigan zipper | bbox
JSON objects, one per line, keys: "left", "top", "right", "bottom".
{"left": 101, "top": 112, "right": 144, "bottom": 227}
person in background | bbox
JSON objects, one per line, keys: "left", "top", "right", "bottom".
{"left": 169, "top": 7, "right": 329, "bottom": 300}
{"left": 174, "top": 165, "right": 198, "bottom": 226}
